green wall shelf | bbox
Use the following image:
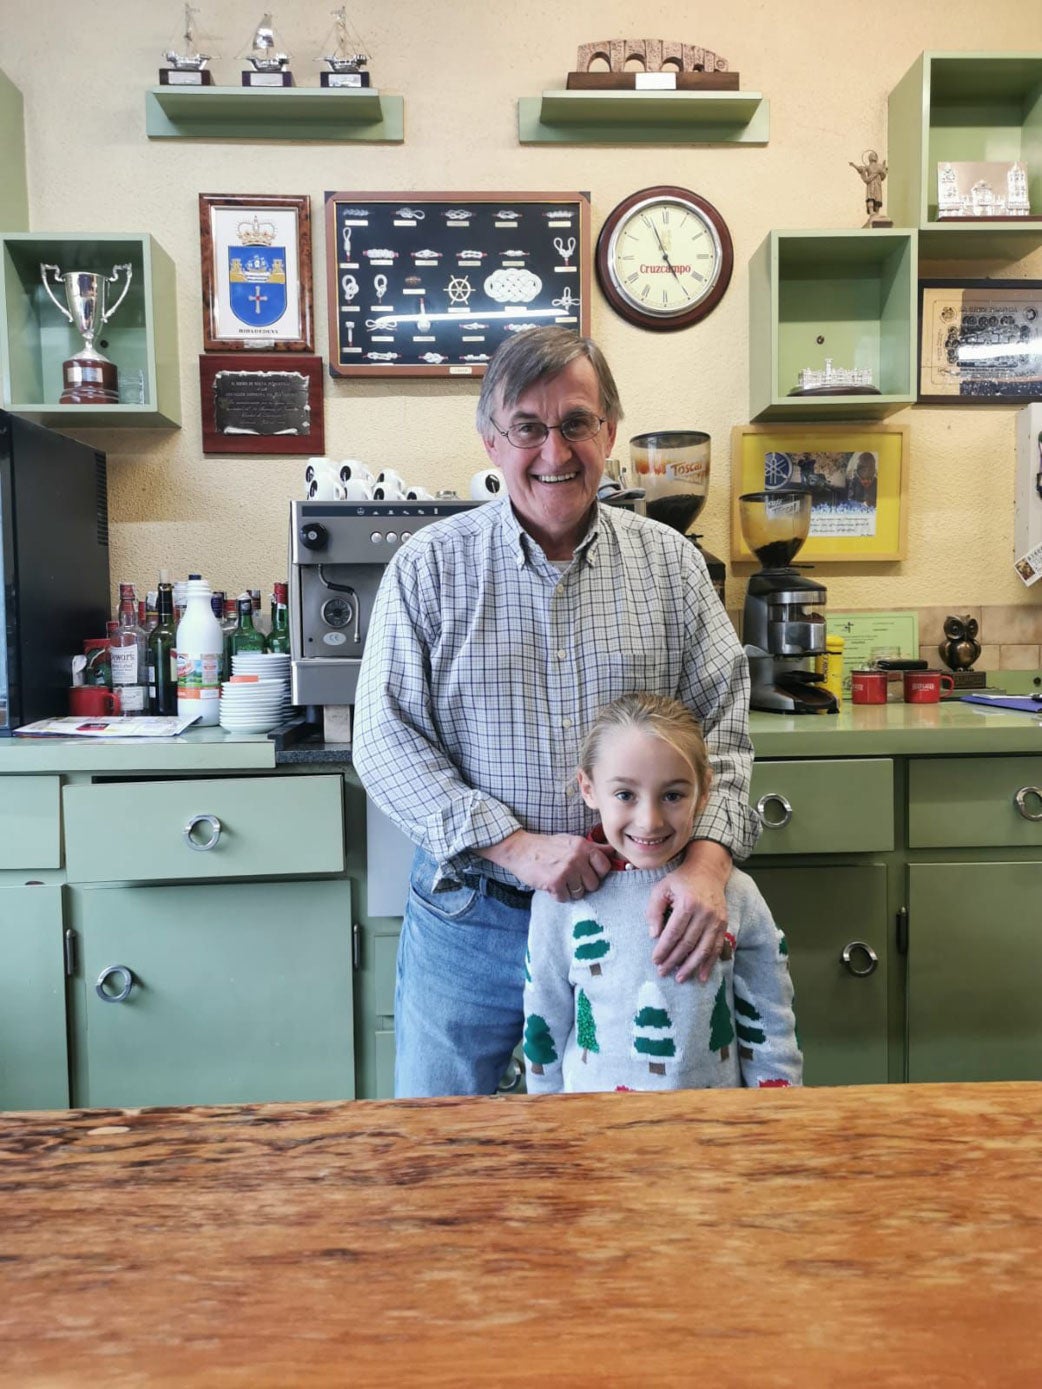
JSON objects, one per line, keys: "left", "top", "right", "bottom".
{"left": 517, "top": 89, "right": 769, "bottom": 144}
{"left": 749, "top": 229, "right": 918, "bottom": 420}
{"left": 145, "top": 86, "right": 404, "bottom": 142}
{"left": 0, "top": 69, "right": 28, "bottom": 232}
{"left": 887, "top": 51, "right": 1042, "bottom": 257}
{"left": 0, "top": 233, "right": 181, "bottom": 428}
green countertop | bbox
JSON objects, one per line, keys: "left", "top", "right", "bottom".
{"left": 0, "top": 691, "right": 1040, "bottom": 772}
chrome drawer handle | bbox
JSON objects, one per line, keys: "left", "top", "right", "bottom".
{"left": 183, "top": 813, "right": 223, "bottom": 851}
{"left": 96, "top": 964, "right": 135, "bottom": 1003}
{"left": 1013, "top": 786, "right": 1042, "bottom": 822}
{"left": 755, "top": 792, "right": 793, "bottom": 829}
{"left": 497, "top": 1057, "right": 525, "bottom": 1094}
{"left": 841, "top": 942, "right": 878, "bottom": 977}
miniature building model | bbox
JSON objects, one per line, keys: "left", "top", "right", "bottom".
{"left": 575, "top": 39, "right": 730, "bottom": 73}
{"left": 937, "top": 161, "right": 1030, "bottom": 218}
{"left": 795, "top": 359, "right": 874, "bottom": 392}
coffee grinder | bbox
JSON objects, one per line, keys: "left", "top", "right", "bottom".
{"left": 629, "top": 431, "right": 726, "bottom": 604}
{"left": 738, "top": 490, "right": 837, "bottom": 714}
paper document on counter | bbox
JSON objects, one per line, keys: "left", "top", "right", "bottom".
{"left": 14, "top": 714, "right": 202, "bottom": 738}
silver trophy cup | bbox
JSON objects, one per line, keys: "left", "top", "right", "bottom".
{"left": 40, "top": 262, "right": 133, "bottom": 404}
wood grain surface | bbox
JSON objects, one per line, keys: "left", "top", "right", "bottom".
{"left": 2, "top": 1083, "right": 1041, "bottom": 1386}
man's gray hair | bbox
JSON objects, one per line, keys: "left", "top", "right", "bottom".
{"left": 475, "top": 327, "right": 623, "bottom": 439}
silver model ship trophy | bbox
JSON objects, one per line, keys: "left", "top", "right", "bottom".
{"left": 160, "top": 5, "right": 213, "bottom": 85}
{"left": 242, "top": 13, "right": 294, "bottom": 87}
{"left": 39, "top": 263, "right": 133, "bottom": 405}
{"left": 319, "top": 7, "right": 370, "bottom": 87}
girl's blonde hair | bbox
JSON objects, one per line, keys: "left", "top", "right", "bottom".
{"left": 579, "top": 692, "right": 711, "bottom": 790}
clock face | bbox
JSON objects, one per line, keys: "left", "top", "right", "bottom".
{"left": 596, "top": 186, "right": 734, "bottom": 331}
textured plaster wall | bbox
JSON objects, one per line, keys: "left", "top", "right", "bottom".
{"left": 3, "top": 0, "right": 1042, "bottom": 612}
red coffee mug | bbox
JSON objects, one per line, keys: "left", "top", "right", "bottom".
{"left": 903, "top": 670, "right": 955, "bottom": 704}
{"left": 69, "top": 686, "right": 121, "bottom": 716}
{"left": 851, "top": 669, "right": 888, "bottom": 705}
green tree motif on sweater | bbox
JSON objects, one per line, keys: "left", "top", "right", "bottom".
{"left": 523, "top": 1013, "right": 557, "bottom": 1074}
{"left": 572, "top": 913, "right": 612, "bottom": 976}
{"left": 576, "top": 988, "right": 599, "bottom": 1062}
{"left": 709, "top": 979, "right": 735, "bottom": 1061}
{"left": 735, "top": 988, "right": 766, "bottom": 1061}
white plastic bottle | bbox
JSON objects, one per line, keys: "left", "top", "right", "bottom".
{"left": 176, "top": 574, "right": 224, "bottom": 727}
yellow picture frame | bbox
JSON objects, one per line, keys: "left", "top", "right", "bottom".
{"left": 730, "top": 422, "right": 909, "bottom": 564}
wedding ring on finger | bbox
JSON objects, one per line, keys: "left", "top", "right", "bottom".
{"left": 568, "top": 885, "right": 583, "bottom": 898}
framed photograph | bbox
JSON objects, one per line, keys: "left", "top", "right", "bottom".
{"left": 199, "top": 193, "right": 313, "bottom": 352}
{"left": 324, "top": 190, "right": 591, "bottom": 377}
{"left": 730, "top": 422, "right": 908, "bottom": 563}
{"left": 918, "top": 279, "right": 1042, "bottom": 403}
{"left": 198, "top": 353, "right": 324, "bottom": 455}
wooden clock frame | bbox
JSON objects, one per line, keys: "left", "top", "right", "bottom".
{"left": 595, "top": 185, "right": 734, "bottom": 332}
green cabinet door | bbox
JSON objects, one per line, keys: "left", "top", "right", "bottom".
{"left": 0, "top": 885, "right": 68, "bottom": 1109}
{"left": 908, "top": 862, "right": 1042, "bottom": 1082}
{"left": 747, "top": 865, "right": 889, "bottom": 1086}
{"left": 69, "top": 879, "right": 354, "bottom": 1108}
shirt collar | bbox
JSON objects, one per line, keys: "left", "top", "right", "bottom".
{"left": 498, "top": 496, "right": 603, "bottom": 569}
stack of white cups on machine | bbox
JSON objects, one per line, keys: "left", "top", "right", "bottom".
{"left": 303, "top": 457, "right": 506, "bottom": 503}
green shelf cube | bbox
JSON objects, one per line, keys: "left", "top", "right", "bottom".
{"left": 0, "top": 233, "right": 180, "bottom": 428}
{"left": 749, "top": 229, "right": 918, "bottom": 421}
{"left": 888, "top": 51, "right": 1042, "bottom": 257}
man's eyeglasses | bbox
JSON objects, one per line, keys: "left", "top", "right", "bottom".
{"left": 490, "top": 412, "right": 606, "bottom": 450}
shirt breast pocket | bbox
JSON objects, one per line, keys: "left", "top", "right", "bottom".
{"left": 598, "top": 649, "right": 677, "bottom": 702}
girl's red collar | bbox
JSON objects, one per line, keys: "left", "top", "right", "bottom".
{"left": 586, "top": 824, "right": 632, "bottom": 871}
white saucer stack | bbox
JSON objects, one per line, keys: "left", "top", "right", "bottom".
{"left": 221, "top": 653, "right": 293, "bottom": 733}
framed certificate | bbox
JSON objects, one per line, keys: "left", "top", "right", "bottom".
{"left": 918, "top": 279, "right": 1042, "bottom": 403}
{"left": 199, "top": 193, "right": 314, "bottom": 353}
{"left": 324, "top": 190, "right": 590, "bottom": 377}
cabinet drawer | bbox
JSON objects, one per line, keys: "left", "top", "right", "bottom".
{"left": 749, "top": 759, "right": 893, "bottom": 856}
{"left": 0, "top": 776, "right": 61, "bottom": 869}
{"left": 909, "top": 756, "right": 1042, "bottom": 849}
{"left": 63, "top": 775, "right": 345, "bottom": 883}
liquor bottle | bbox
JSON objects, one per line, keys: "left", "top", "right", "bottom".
{"left": 267, "top": 581, "right": 290, "bottom": 653}
{"left": 109, "top": 582, "right": 149, "bottom": 713}
{"left": 229, "top": 593, "right": 268, "bottom": 657}
{"left": 176, "top": 574, "right": 224, "bottom": 726}
{"left": 250, "top": 588, "right": 271, "bottom": 637}
{"left": 147, "top": 576, "right": 178, "bottom": 715}
{"left": 221, "top": 597, "right": 239, "bottom": 678}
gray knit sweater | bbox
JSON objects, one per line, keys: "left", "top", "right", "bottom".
{"left": 523, "top": 863, "right": 803, "bottom": 1093}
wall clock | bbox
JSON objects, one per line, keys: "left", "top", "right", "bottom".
{"left": 595, "top": 185, "right": 734, "bottom": 331}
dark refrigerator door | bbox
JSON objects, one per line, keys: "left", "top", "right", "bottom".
{"left": 3, "top": 413, "right": 110, "bottom": 728}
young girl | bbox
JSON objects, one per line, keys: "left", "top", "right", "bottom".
{"left": 522, "top": 693, "right": 803, "bottom": 1093}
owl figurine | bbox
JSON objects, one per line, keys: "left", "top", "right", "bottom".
{"left": 940, "top": 615, "right": 981, "bottom": 672}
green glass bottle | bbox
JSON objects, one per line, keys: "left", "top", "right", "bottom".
{"left": 267, "top": 581, "right": 290, "bottom": 654}
{"left": 229, "top": 593, "right": 268, "bottom": 657}
{"left": 147, "top": 578, "right": 178, "bottom": 714}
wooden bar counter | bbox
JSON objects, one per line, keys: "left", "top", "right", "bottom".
{"left": 2, "top": 1083, "right": 1041, "bottom": 1385}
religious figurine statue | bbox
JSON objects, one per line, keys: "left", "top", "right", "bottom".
{"left": 849, "top": 151, "right": 892, "bottom": 228}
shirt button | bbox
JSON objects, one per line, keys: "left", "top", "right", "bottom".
{"left": 562, "top": 717, "right": 573, "bottom": 729}
{"left": 556, "top": 649, "right": 566, "bottom": 659}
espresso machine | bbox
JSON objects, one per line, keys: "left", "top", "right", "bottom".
{"left": 289, "top": 498, "right": 477, "bottom": 708}
{"left": 739, "top": 490, "right": 837, "bottom": 714}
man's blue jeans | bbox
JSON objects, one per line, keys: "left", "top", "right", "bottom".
{"left": 394, "top": 849, "right": 531, "bottom": 1098}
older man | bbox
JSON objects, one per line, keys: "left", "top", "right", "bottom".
{"left": 354, "top": 327, "right": 758, "bottom": 1097}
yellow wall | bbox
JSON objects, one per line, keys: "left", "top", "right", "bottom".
{"left": 4, "top": 0, "right": 1042, "bottom": 612}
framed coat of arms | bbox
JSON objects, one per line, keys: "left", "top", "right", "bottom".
{"left": 199, "top": 193, "right": 314, "bottom": 353}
